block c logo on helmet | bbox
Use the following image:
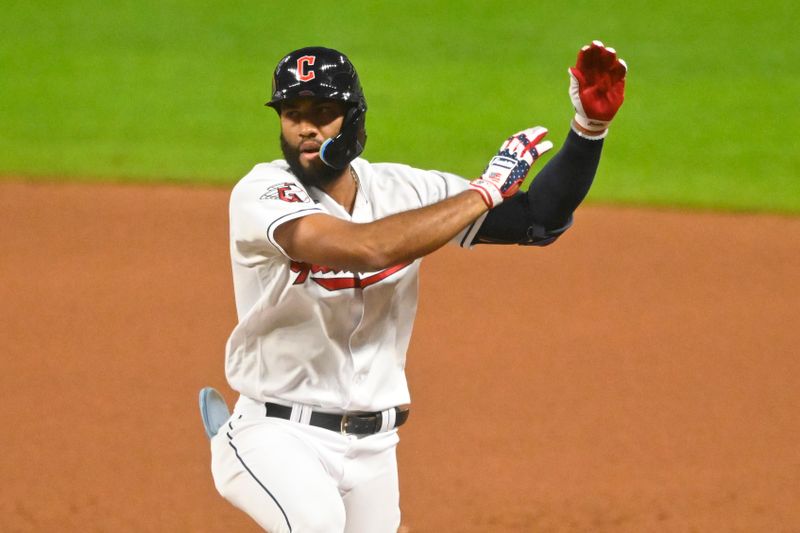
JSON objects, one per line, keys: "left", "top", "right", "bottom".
{"left": 296, "top": 56, "right": 316, "bottom": 81}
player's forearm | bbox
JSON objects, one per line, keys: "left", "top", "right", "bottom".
{"left": 281, "top": 190, "right": 486, "bottom": 272}
{"left": 525, "top": 127, "right": 603, "bottom": 228}
{"left": 345, "top": 190, "right": 487, "bottom": 271}
{"left": 474, "top": 127, "right": 603, "bottom": 245}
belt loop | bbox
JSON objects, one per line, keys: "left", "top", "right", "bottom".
{"left": 289, "top": 404, "right": 301, "bottom": 423}
{"left": 290, "top": 403, "right": 312, "bottom": 424}
{"left": 379, "top": 408, "right": 395, "bottom": 432}
{"left": 299, "top": 404, "right": 312, "bottom": 425}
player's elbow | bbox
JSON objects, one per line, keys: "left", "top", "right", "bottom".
{"left": 527, "top": 234, "right": 562, "bottom": 247}
{"left": 351, "top": 242, "right": 397, "bottom": 272}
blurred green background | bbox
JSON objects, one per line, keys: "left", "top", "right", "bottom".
{"left": 1, "top": 0, "right": 797, "bottom": 212}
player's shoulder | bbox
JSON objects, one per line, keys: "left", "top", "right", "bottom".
{"left": 363, "top": 160, "right": 427, "bottom": 179}
{"left": 354, "top": 158, "right": 469, "bottom": 210}
{"left": 357, "top": 159, "right": 467, "bottom": 192}
{"left": 236, "top": 160, "right": 296, "bottom": 186}
{"left": 230, "top": 160, "right": 312, "bottom": 204}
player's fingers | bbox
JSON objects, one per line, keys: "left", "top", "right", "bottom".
{"left": 575, "top": 44, "right": 591, "bottom": 70}
{"left": 532, "top": 140, "right": 554, "bottom": 158}
{"left": 608, "top": 58, "right": 627, "bottom": 83}
{"left": 598, "top": 47, "right": 616, "bottom": 70}
{"left": 577, "top": 46, "right": 602, "bottom": 71}
{"left": 520, "top": 130, "right": 550, "bottom": 162}
{"left": 501, "top": 134, "right": 522, "bottom": 153}
{"left": 586, "top": 41, "right": 609, "bottom": 62}
{"left": 579, "top": 40, "right": 620, "bottom": 72}
{"left": 522, "top": 126, "right": 548, "bottom": 145}
{"left": 500, "top": 127, "right": 549, "bottom": 161}
{"left": 507, "top": 127, "right": 546, "bottom": 159}
{"left": 505, "top": 127, "right": 544, "bottom": 153}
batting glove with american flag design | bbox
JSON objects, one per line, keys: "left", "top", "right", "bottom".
{"left": 470, "top": 126, "right": 553, "bottom": 209}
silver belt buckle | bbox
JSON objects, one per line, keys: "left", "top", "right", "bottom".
{"left": 340, "top": 414, "right": 350, "bottom": 435}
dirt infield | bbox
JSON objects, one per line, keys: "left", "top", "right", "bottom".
{"left": 1, "top": 180, "right": 798, "bottom": 532}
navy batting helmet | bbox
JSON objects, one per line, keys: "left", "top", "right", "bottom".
{"left": 267, "top": 46, "right": 367, "bottom": 169}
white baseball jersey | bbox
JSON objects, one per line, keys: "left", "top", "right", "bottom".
{"left": 225, "top": 157, "right": 485, "bottom": 412}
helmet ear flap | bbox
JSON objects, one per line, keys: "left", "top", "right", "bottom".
{"left": 319, "top": 104, "right": 367, "bottom": 169}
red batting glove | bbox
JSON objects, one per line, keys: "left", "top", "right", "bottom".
{"left": 569, "top": 40, "right": 627, "bottom": 133}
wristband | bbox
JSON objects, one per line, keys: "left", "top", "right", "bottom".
{"left": 571, "top": 119, "right": 609, "bottom": 140}
{"left": 469, "top": 180, "right": 503, "bottom": 208}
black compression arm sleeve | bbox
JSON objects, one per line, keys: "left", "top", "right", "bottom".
{"left": 474, "top": 128, "right": 604, "bottom": 245}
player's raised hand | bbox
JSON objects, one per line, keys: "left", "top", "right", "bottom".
{"left": 569, "top": 40, "right": 627, "bottom": 133}
{"left": 469, "top": 127, "right": 553, "bottom": 208}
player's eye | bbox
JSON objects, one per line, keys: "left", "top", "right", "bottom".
{"left": 310, "top": 107, "right": 334, "bottom": 125}
{"left": 282, "top": 109, "right": 300, "bottom": 121}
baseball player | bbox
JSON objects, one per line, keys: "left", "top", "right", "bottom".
{"left": 204, "top": 42, "right": 627, "bottom": 532}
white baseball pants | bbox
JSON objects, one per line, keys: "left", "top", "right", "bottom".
{"left": 210, "top": 403, "right": 401, "bottom": 533}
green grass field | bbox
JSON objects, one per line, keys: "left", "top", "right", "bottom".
{"left": 2, "top": 0, "right": 798, "bottom": 212}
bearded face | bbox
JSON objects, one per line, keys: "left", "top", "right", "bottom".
{"left": 280, "top": 133, "right": 341, "bottom": 189}
{"left": 278, "top": 97, "right": 348, "bottom": 189}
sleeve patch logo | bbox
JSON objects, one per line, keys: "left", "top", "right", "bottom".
{"left": 260, "top": 183, "right": 312, "bottom": 203}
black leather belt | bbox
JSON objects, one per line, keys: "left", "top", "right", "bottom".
{"left": 264, "top": 402, "right": 409, "bottom": 435}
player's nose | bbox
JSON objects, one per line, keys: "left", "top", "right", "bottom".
{"left": 297, "top": 115, "right": 321, "bottom": 137}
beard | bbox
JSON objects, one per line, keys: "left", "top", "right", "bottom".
{"left": 280, "top": 134, "right": 341, "bottom": 189}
